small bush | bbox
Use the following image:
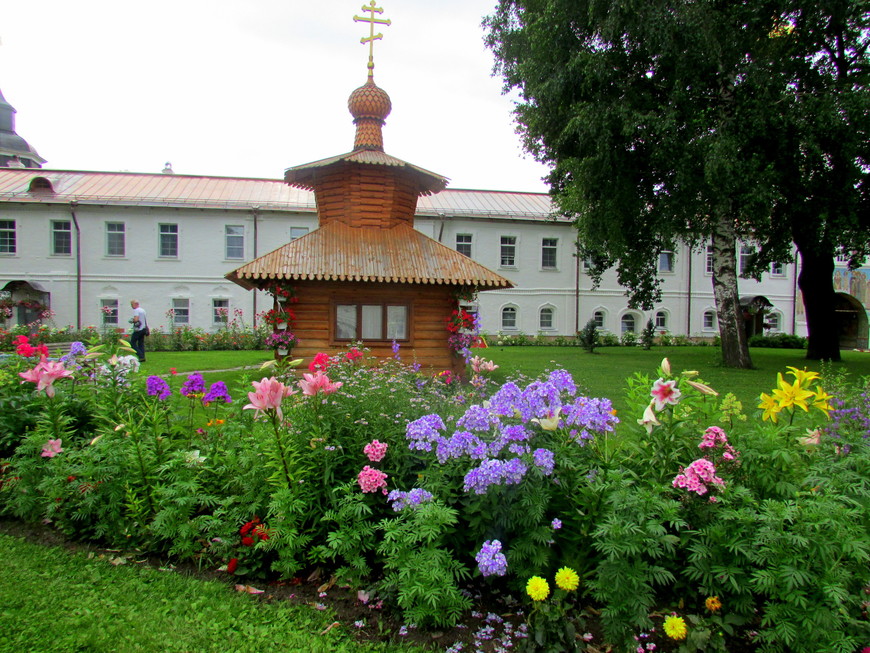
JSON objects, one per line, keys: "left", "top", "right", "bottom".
{"left": 748, "top": 333, "right": 808, "bottom": 349}
{"left": 578, "top": 319, "right": 600, "bottom": 353}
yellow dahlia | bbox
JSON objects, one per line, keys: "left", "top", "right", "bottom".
{"left": 663, "top": 614, "right": 688, "bottom": 640}
{"left": 526, "top": 576, "right": 550, "bottom": 601}
{"left": 554, "top": 567, "right": 580, "bottom": 591}
{"left": 705, "top": 596, "right": 722, "bottom": 612}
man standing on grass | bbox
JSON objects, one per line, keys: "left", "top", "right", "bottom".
{"left": 129, "top": 299, "right": 148, "bottom": 362}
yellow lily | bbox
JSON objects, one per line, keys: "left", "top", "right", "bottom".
{"left": 786, "top": 366, "right": 820, "bottom": 386}
{"left": 758, "top": 392, "right": 781, "bottom": 422}
{"left": 771, "top": 373, "right": 815, "bottom": 412}
{"left": 811, "top": 386, "right": 834, "bottom": 418}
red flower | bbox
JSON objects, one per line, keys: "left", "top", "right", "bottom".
{"left": 226, "top": 558, "right": 238, "bottom": 574}
{"left": 241, "top": 536, "right": 255, "bottom": 547}
{"left": 36, "top": 344, "right": 49, "bottom": 357}
{"left": 253, "top": 525, "right": 270, "bottom": 541}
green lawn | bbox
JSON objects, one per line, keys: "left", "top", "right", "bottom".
{"left": 0, "top": 532, "right": 412, "bottom": 653}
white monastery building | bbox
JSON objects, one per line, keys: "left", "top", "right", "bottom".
{"left": 0, "top": 88, "right": 868, "bottom": 349}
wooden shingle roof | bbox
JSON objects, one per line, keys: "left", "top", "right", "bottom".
{"left": 225, "top": 221, "right": 514, "bottom": 290}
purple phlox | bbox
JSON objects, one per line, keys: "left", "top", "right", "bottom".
{"left": 457, "top": 404, "right": 502, "bottom": 432}
{"left": 532, "top": 448, "right": 555, "bottom": 475}
{"left": 146, "top": 375, "right": 172, "bottom": 400}
{"left": 464, "top": 457, "right": 528, "bottom": 494}
{"left": 475, "top": 539, "right": 508, "bottom": 577}
{"left": 561, "top": 396, "right": 619, "bottom": 443}
{"left": 547, "top": 369, "right": 577, "bottom": 395}
{"left": 405, "top": 413, "right": 446, "bottom": 452}
{"left": 699, "top": 426, "right": 739, "bottom": 460}
{"left": 387, "top": 488, "right": 435, "bottom": 511}
{"left": 202, "top": 381, "right": 232, "bottom": 405}
{"left": 180, "top": 372, "right": 205, "bottom": 397}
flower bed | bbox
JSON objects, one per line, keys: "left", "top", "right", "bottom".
{"left": 0, "top": 339, "right": 867, "bottom": 652}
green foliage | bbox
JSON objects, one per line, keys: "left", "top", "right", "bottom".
{"left": 748, "top": 333, "right": 808, "bottom": 349}
{"left": 376, "top": 501, "right": 471, "bottom": 628}
{"left": 640, "top": 320, "right": 656, "bottom": 351}
{"left": 577, "top": 318, "right": 599, "bottom": 353}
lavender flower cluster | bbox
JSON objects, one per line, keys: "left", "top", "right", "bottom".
{"left": 146, "top": 375, "right": 171, "bottom": 400}
{"left": 202, "top": 381, "right": 232, "bottom": 405}
{"left": 404, "top": 370, "right": 619, "bottom": 496}
{"left": 180, "top": 372, "right": 205, "bottom": 397}
{"left": 475, "top": 539, "right": 508, "bottom": 577}
{"left": 387, "top": 488, "right": 434, "bottom": 512}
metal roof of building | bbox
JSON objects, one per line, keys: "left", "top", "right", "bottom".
{"left": 0, "top": 168, "right": 558, "bottom": 220}
{"left": 226, "top": 220, "right": 515, "bottom": 290}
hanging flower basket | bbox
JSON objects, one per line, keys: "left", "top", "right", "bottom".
{"left": 265, "top": 330, "right": 298, "bottom": 350}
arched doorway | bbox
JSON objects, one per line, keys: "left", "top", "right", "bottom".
{"left": 834, "top": 293, "right": 869, "bottom": 350}
{"left": 739, "top": 295, "right": 773, "bottom": 340}
{"left": 0, "top": 280, "right": 50, "bottom": 331}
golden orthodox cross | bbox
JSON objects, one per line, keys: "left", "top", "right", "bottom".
{"left": 353, "top": 1, "right": 391, "bottom": 74}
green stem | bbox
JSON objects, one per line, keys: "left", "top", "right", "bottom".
{"left": 269, "top": 411, "right": 293, "bottom": 488}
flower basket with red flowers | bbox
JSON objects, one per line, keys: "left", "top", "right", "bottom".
{"left": 446, "top": 308, "right": 475, "bottom": 334}
{"left": 261, "top": 308, "right": 296, "bottom": 329}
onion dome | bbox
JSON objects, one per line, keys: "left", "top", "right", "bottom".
{"left": 348, "top": 76, "right": 392, "bottom": 151}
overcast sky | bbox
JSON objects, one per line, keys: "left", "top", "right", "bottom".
{"left": 3, "top": 0, "right": 551, "bottom": 193}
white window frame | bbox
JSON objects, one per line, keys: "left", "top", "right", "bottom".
{"left": 212, "top": 299, "right": 229, "bottom": 325}
{"left": 225, "top": 225, "right": 245, "bottom": 260}
{"left": 289, "top": 227, "right": 309, "bottom": 241}
{"left": 654, "top": 310, "right": 667, "bottom": 330}
{"left": 541, "top": 238, "right": 558, "bottom": 269}
{"left": 705, "top": 245, "right": 714, "bottom": 275}
{"left": 51, "top": 220, "right": 72, "bottom": 256}
{"left": 766, "top": 311, "right": 782, "bottom": 332}
{"left": 500, "top": 236, "right": 517, "bottom": 268}
{"left": 770, "top": 261, "right": 785, "bottom": 276}
{"left": 539, "top": 306, "right": 555, "bottom": 330}
{"left": 703, "top": 310, "right": 717, "bottom": 331}
{"left": 456, "top": 233, "right": 472, "bottom": 257}
{"left": 106, "top": 222, "right": 126, "bottom": 257}
{"left": 501, "top": 305, "right": 518, "bottom": 330}
{"left": 658, "top": 250, "right": 675, "bottom": 273}
{"left": 100, "top": 299, "right": 119, "bottom": 326}
{"left": 593, "top": 310, "right": 605, "bottom": 329}
{"left": 0, "top": 220, "right": 17, "bottom": 255}
{"left": 739, "top": 245, "right": 755, "bottom": 275}
{"left": 621, "top": 313, "right": 637, "bottom": 334}
{"left": 159, "top": 223, "right": 179, "bottom": 258}
{"left": 172, "top": 298, "right": 190, "bottom": 326}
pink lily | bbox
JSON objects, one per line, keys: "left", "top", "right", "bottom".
{"left": 41, "top": 439, "right": 63, "bottom": 458}
{"left": 19, "top": 356, "right": 73, "bottom": 398}
{"left": 650, "top": 378, "right": 681, "bottom": 411}
{"left": 298, "top": 371, "right": 343, "bottom": 396}
{"left": 243, "top": 377, "right": 295, "bottom": 418}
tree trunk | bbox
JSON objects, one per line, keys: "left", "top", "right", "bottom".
{"left": 711, "top": 215, "right": 752, "bottom": 368}
{"left": 795, "top": 244, "right": 841, "bottom": 361}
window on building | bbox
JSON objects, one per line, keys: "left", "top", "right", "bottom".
{"left": 456, "top": 234, "right": 472, "bottom": 257}
{"left": 593, "top": 310, "right": 605, "bottom": 329}
{"left": 501, "top": 306, "right": 518, "bottom": 329}
{"left": 289, "top": 227, "right": 309, "bottom": 241}
{"left": 500, "top": 236, "right": 517, "bottom": 267}
{"left": 705, "top": 245, "right": 714, "bottom": 274}
{"left": 658, "top": 250, "right": 675, "bottom": 273}
{"left": 51, "top": 221, "right": 72, "bottom": 256}
{"left": 159, "top": 223, "right": 179, "bottom": 258}
{"left": 213, "top": 299, "right": 229, "bottom": 325}
{"left": 100, "top": 299, "right": 119, "bottom": 326}
{"left": 334, "top": 303, "right": 408, "bottom": 341}
{"left": 0, "top": 220, "right": 16, "bottom": 254}
{"left": 739, "top": 245, "right": 755, "bottom": 275}
{"left": 225, "top": 225, "right": 244, "bottom": 259}
{"left": 655, "top": 310, "right": 667, "bottom": 330}
{"left": 621, "top": 314, "right": 636, "bottom": 334}
{"left": 582, "top": 257, "right": 593, "bottom": 272}
{"left": 172, "top": 298, "right": 190, "bottom": 325}
{"left": 767, "top": 312, "right": 782, "bottom": 332}
{"left": 539, "top": 306, "right": 554, "bottom": 330}
{"left": 770, "top": 261, "right": 784, "bottom": 276}
{"left": 541, "top": 238, "right": 558, "bottom": 269}
{"left": 106, "top": 222, "right": 125, "bottom": 257}
{"left": 703, "top": 310, "right": 716, "bottom": 330}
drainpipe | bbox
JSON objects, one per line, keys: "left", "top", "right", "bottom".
{"left": 437, "top": 212, "right": 446, "bottom": 242}
{"left": 69, "top": 201, "right": 81, "bottom": 329}
{"left": 574, "top": 246, "right": 580, "bottom": 334}
{"left": 686, "top": 244, "right": 692, "bottom": 337}
{"left": 252, "top": 206, "right": 260, "bottom": 326}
